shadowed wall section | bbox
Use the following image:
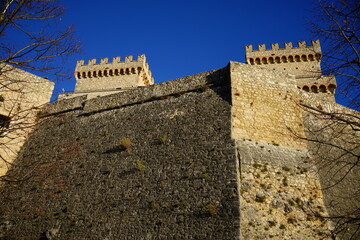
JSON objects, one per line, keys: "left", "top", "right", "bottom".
{"left": 0, "top": 68, "right": 241, "bottom": 239}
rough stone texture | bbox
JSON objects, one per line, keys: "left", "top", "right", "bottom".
{"left": 0, "top": 53, "right": 359, "bottom": 240}
{"left": 0, "top": 68, "right": 241, "bottom": 240}
{"left": 59, "top": 87, "right": 133, "bottom": 100}
{"left": 0, "top": 65, "right": 54, "bottom": 176}
{"left": 236, "top": 140, "right": 331, "bottom": 240}
{"left": 53, "top": 68, "right": 228, "bottom": 117}
{"left": 41, "top": 95, "right": 87, "bottom": 116}
{"left": 230, "top": 61, "right": 306, "bottom": 149}
{"left": 301, "top": 93, "right": 360, "bottom": 239}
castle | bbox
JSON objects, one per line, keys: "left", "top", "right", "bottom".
{"left": 0, "top": 41, "right": 359, "bottom": 240}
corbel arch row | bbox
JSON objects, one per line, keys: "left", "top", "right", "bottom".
{"left": 298, "top": 83, "right": 336, "bottom": 94}
{"left": 76, "top": 67, "right": 143, "bottom": 79}
{"left": 248, "top": 53, "right": 321, "bottom": 65}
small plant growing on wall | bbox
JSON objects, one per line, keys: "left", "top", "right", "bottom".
{"left": 268, "top": 220, "right": 276, "bottom": 227}
{"left": 282, "top": 166, "right": 291, "bottom": 172}
{"left": 255, "top": 195, "right": 266, "bottom": 203}
{"left": 120, "top": 137, "right": 132, "bottom": 150}
{"left": 157, "top": 135, "right": 167, "bottom": 144}
{"left": 200, "top": 85, "right": 210, "bottom": 92}
{"left": 208, "top": 203, "right": 217, "bottom": 217}
{"left": 136, "top": 160, "right": 145, "bottom": 171}
{"left": 150, "top": 201, "right": 160, "bottom": 209}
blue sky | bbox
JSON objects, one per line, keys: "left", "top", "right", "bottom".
{"left": 53, "top": 0, "right": 315, "bottom": 100}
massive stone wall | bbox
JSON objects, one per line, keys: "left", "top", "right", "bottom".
{"left": 230, "top": 62, "right": 333, "bottom": 239}
{"left": 237, "top": 140, "right": 331, "bottom": 239}
{"left": 0, "top": 68, "right": 241, "bottom": 239}
{"left": 301, "top": 93, "right": 360, "bottom": 239}
{"left": 0, "top": 60, "right": 357, "bottom": 239}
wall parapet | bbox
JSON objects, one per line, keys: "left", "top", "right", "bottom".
{"left": 245, "top": 40, "right": 320, "bottom": 54}
{"left": 44, "top": 67, "right": 229, "bottom": 117}
{"left": 76, "top": 54, "right": 146, "bottom": 69}
{"left": 245, "top": 40, "right": 322, "bottom": 61}
{"left": 74, "top": 54, "right": 153, "bottom": 83}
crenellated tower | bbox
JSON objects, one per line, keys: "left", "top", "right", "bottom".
{"left": 245, "top": 40, "right": 337, "bottom": 98}
{"left": 60, "top": 54, "right": 154, "bottom": 99}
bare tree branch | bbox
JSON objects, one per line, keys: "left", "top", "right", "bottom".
{"left": 0, "top": 0, "right": 80, "bottom": 181}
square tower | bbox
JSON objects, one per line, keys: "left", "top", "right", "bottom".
{"left": 245, "top": 40, "right": 337, "bottom": 98}
{"left": 60, "top": 54, "right": 154, "bottom": 99}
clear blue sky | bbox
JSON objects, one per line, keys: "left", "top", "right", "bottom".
{"left": 54, "top": 0, "right": 315, "bottom": 100}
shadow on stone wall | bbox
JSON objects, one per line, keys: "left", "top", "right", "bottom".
{"left": 303, "top": 109, "right": 360, "bottom": 239}
{"left": 0, "top": 67, "right": 240, "bottom": 240}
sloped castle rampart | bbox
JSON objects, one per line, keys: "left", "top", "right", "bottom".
{"left": 1, "top": 68, "right": 242, "bottom": 239}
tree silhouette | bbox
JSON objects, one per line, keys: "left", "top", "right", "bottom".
{"left": 0, "top": 0, "right": 80, "bottom": 179}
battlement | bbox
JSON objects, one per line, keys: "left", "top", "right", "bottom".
{"left": 245, "top": 40, "right": 321, "bottom": 55}
{"left": 76, "top": 54, "right": 147, "bottom": 69}
{"left": 245, "top": 40, "right": 322, "bottom": 66}
{"left": 75, "top": 54, "right": 152, "bottom": 80}
{"left": 245, "top": 40, "right": 336, "bottom": 98}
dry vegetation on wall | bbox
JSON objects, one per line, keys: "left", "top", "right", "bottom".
{"left": 0, "top": 0, "right": 80, "bottom": 178}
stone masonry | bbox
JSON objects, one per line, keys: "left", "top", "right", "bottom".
{"left": 0, "top": 68, "right": 241, "bottom": 239}
{"left": 0, "top": 40, "right": 358, "bottom": 239}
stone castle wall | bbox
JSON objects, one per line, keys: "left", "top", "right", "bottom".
{"left": 0, "top": 57, "right": 357, "bottom": 239}
{"left": 230, "top": 61, "right": 332, "bottom": 239}
{"left": 59, "top": 87, "right": 134, "bottom": 100}
{"left": 0, "top": 68, "right": 241, "bottom": 239}
{"left": 237, "top": 140, "right": 331, "bottom": 239}
{"left": 300, "top": 92, "right": 360, "bottom": 238}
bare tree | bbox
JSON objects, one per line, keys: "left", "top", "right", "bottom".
{"left": 309, "top": 0, "right": 359, "bottom": 110}
{"left": 301, "top": 1, "right": 360, "bottom": 238}
{"left": 295, "top": 99, "right": 360, "bottom": 239}
{"left": 0, "top": 0, "right": 81, "bottom": 76}
{"left": 0, "top": 0, "right": 80, "bottom": 179}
